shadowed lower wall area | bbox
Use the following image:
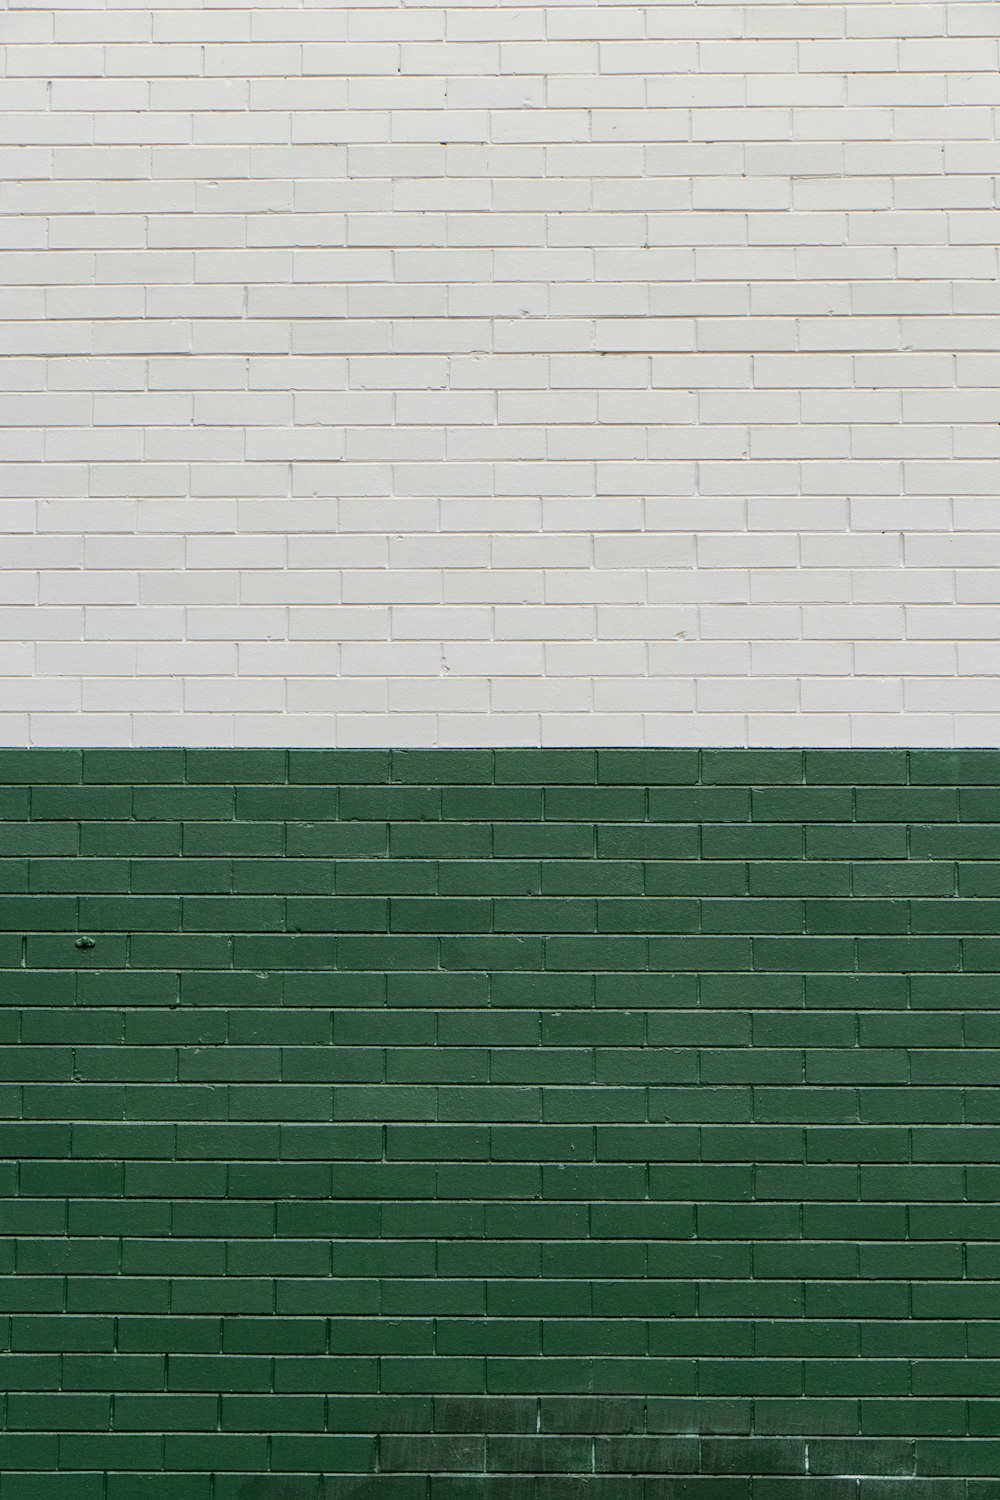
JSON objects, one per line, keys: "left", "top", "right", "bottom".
{"left": 2, "top": 747, "right": 1000, "bottom": 1497}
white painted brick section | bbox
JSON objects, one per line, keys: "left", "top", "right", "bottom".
{"left": 3, "top": 0, "right": 1000, "bottom": 745}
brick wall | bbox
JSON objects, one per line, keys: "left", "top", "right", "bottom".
{"left": 2, "top": 747, "right": 1000, "bottom": 1494}
{"left": 4, "top": 0, "right": 1000, "bottom": 744}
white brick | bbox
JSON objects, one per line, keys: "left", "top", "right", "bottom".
{"left": 0, "top": 0, "right": 993, "bottom": 747}
{"left": 697, "top": 678, "right": 799, "bottom": 713}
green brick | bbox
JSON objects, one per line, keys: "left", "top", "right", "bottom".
{"left": 805, "top": 898, "right": 908, "bottom": 936}
{"left": 495, "top": 750, "right": 595, "bottom": 784}
{"left": 27, "top": 858, "right": 127, "bottom": 893}
{"left": 442, "top": 859, "right": 541, "bottom": 896}
{"left": 184, "top": 821, "right": 283, "bottom": 856}
{"left": 393, "top": 749, "right": 493, "bottom": 785}
{"left": 162, "top": 1433, "right": 268, "bottom": 1470}
{"left": 32, "top": 785, "right": 129, "bottom": 819}
{"left": 749, "top": 862, "right": 848, "bottom": 897}
{"left": 0, "top": 749, "right": 82, "bottom": 783}
{"left": 288, "top": 823, "right": 387, "bottom": 857}
{"left": 598, "top": 750, "right": 698, "bottom": 784}
{"left": 653, "top": 937, "right": 751, "bottom": 971}
{"left": 134, "top": 785, "right": 235, "bottom": 820}
{"left": 332, "top": 857, "right": 431, "bottom": 895}
{"left": 84, "top": 749, "right": 185, "bottom": 784}
{"left": 753, "top": 787, "right": 854, "bottom": 822}
{"left": 394, "top": 896, "right": 493, "bottom": 933}
{"left": 8, "top": 1476, "right": 105, "bottom": 1500}
{"left": 703, "top": 823, "right": 802, "bottom": 859}
{"left": 132, "top": 858, "right": 230, "bottom": 894}
{"left": 805, "top": 751, "right": 907, "bottom": 785}
{"left": 442, "top": 936, "right": 543, "bottom": 971}
{"left": 288, "top": 749, "right": 388, "bottom": 783}
{"left": 702, "top": 750, "right": 803, "bottom": 784}
{"left": 502, "top": 896, "right": 598, "bottom": 933}
{"left": 856, "top": 786, "right": 959, "bottom": 822}
{"left": 235, "top": 786, "right": 339, "bottom": 821}
{"left": 546, "top": 787, "right": 647, "bottom": 822}
{"left": 599, "top": 897, "right": 699, "bottom": 933}
{"left": 910, "top": 750, "right": 1000, "bottom": 784}
{"left": 108, "top": 1470, "right": 211, "bottom": 1494}
{"left": 704, "top": 897, "right": 803, "bottom": 934}
{"left": 600, "top": 824, "right": 699, "bottom": 859}
{"left": 82, "top": 822, "right": 182, "bottom": 857}
{"left": 0, "top": 824, "right": 79, "bottom": 856}
{"left": 496, "top": 823, "right": 595, "bottom": 859}
{"left": 77, "top": 894, "right": 181, "bottom": 931}
{"left": 443, "top": 787, "right": 543, "bottom": 822}
{"left": 1, "top": 746, "right": 998, "bottom": 1484}
{"left": 188, "top": 748, "right": 287, "bottom": 782}
{"left": 648, "top": 861, "right": 747, "bottom": 896}
{"left": 0, "top": 894, "right": 76, "bottom": 931}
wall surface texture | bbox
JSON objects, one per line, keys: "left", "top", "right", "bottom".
{"left": 5, "top": 0, "right": 1000, "bottom": 745}
{"left": 1, "top": 747, "right": 999, "bottom": 1494}
{"left": 7, "top": 0, "right": 1000, "bottom": 1495}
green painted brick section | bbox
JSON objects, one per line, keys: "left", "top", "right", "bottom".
{"left": 1, "top": 750, "right": 1000, "bottom": 1493}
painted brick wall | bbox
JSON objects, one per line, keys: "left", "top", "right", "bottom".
{"left": 5, "top": 1, "right": 1000, "bottom": 746}
{"left": 2, "top": 747, "right": 1000, "bottom": 1494}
